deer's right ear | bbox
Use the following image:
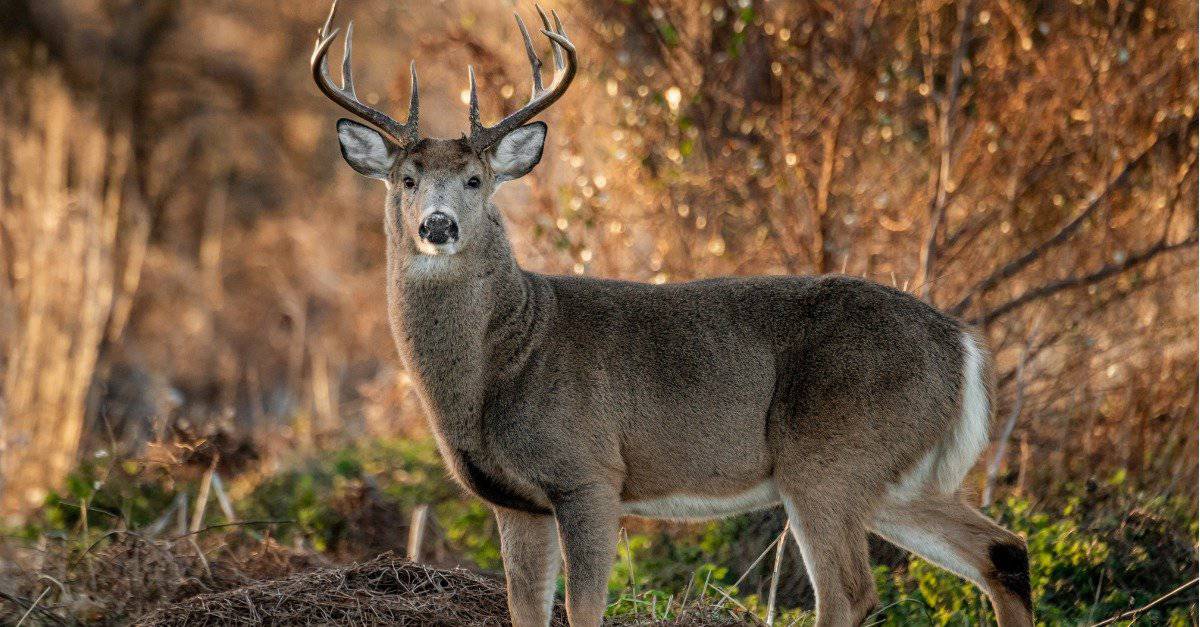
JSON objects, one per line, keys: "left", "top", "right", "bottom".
{"left": 337, "top": 119, "right": 398, "bottom": 180}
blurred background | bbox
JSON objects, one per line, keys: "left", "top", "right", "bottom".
{"left": 0, "top": 0, "right": 1196, "bottom": 624}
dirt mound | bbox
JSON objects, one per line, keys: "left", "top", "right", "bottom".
{"left": 137, "top": 553, "right": 566, "bottom": 626}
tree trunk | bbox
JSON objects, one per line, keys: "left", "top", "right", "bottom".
{"left": 0, "top": 67, "right": 129, "bottom": 520}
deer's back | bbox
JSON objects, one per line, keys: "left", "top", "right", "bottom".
{"left": 536, "top": 272, "right": 964, "bottom": 381}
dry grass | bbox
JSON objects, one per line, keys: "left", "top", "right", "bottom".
{"left": 1, "top": 531, "right": 754, "bottom": 626}
{"left": 136, "top": 553, "right": 560, "bottom": 627}
{"left": 1, "top": 533, "right": 325, "bottom": 625}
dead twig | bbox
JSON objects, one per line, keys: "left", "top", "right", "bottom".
{"left": 971, "top": 234, "right": 1197, "bottom": 326}
{"left": 143, "top": 492, "right": 187, "bottom": 538}
{"left": 210, "top": 472, "right": 237, "bottom": 523}
{"left": 1088, "top": 576, "right": 1199, "bottom": 626}
{"left": 14, "top": 587, "right": 50, "bottom": 627}
{"left": 765, "top": 522, "right": 790, "bottom": 626}
{"left": 190, "top": 455, "right": 218, "bottom": 533}
{"left": 982, "top": 319, "right": 1040, "bottom": 507}
{"left": 170, "top": 519, "right": 297, "bottom": 540}
{"left": 731, "top": 531, "right": 783, "bottom": 591}
{"left": 406, "top": 504, "right": 430, "bottom": 562}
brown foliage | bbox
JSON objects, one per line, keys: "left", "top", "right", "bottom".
{"left": 0, "top": 0, "right": 1195, "bottom": 518}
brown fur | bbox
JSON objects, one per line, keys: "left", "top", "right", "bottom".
{"left": 327, "top": 85, "right": 1033, "bottom": 627}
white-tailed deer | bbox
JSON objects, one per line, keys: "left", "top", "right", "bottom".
{"left": 312, "top": 3, "right": 1033, "bottom": 625}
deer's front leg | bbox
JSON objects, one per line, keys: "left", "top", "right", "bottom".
{"left": 553, "top": 485, "right": 621, "bottom": 627}
{"left": 496, "top": 507, "right": 562, "bottom": 627}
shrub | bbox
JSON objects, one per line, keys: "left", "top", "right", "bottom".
{"left": 238, "top": 438, "right": 499, "bottom": 565}
{"left": 612, "top": 478, "right": 1197, "bottom": 624}
{"left": 12, "top": 445, "right": 1196, "bottom": 625}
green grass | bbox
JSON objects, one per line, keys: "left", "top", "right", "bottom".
{"left": 15, "top": 438, "right": 1198, "bottom": 625}
{"left": 604, "top": 477, "right": 1197, "bottom": 625}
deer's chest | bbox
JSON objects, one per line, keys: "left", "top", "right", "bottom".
{"left": 392, "top": 284, "right": 488, "bottom": 401}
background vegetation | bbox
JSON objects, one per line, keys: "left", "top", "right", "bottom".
{"left": 0, "top": 0, "right": 1196, "bottom": 624}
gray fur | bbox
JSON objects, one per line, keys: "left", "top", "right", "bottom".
{"left": 330, "top": 128, "right": 1032, "bottom": 626}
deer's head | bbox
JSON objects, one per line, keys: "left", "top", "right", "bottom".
{"left": 312, "top": 1, "right": 576, "bottom": 259}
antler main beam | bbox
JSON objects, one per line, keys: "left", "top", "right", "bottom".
{"left": 311, "top": 0, "right": 419, "bottom": 146}
{"left": 468, "top": 6, "right": 577, "bottom": 151}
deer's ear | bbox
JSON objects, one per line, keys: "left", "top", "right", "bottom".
{"left": 337, "top": 119, "right": 398, "bottom": 180}
{"left": 487, "top": 122, "right": 546, "bottom": 184}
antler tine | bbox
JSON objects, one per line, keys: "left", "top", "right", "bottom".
{"left": 319, "top": 0, "right": 339, "bottom": 40}
{"left": 341, "top": 21, "right": 356, "bottom": 95}
{"left": 468, "top": 66, "right": 481, "bottom": 136}
{"left": 311, "top": 0, "right": 419, "bottom": 145}
{"left": 467, "top": 7, "right": 578, "bottom": 150}
{"left": 541, "top": 28, "right": 576, "bottom": 77}
{"left": 514, "top": 13, "right": 544, "bottom": 96}
{"left": 535, "top": 6, "right": 564, "bottom": 71}
{"left": 406, "top": 61, "right": 419, "bottom": 130}
{"left": 551, "top": 10, "right": 568, "bottom": 70}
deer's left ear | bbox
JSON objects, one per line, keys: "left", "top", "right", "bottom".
{"left": 487, "top": 122, "right": 546, "bottom": 184}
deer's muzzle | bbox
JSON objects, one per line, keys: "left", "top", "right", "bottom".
{"left": 418, "top": 211, "right": 459, "bottom": 246}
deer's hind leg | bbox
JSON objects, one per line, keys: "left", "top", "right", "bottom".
{"left": 871, "top": 493, "right": 1033, "bottom": 627}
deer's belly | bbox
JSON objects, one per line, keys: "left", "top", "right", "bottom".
{"left": 621, "top": 480, "right": 780, "bottom": 521}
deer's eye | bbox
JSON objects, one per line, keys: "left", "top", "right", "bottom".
{"left": 466, "top": 176, "right": 481, "bottom": 189}
{"left": 402, "top": 177, "right": 416, "bottom": 189}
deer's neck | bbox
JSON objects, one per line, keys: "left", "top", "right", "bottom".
{"left": 386, "top": 228, "right": 548, "bottom": 453}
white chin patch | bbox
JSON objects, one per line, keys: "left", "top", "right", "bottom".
{"left": 416, "top": 240, "right": 459, "bottom": 256}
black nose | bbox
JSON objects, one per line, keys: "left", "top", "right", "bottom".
{"left": 418, "top": 211, "right": 459, "bottom": 245}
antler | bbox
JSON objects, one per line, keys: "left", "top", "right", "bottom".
{"left": 468, "top": 6, "right": 577, "bottom": 150}
{"left": 312, "top": 0, "right": 419, "bottom": 146}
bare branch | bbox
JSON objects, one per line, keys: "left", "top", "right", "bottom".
{"left": 982, "top": 321, "right": 1038, "bottom": 507}
{"left": 1089, "top": 577, "right": 1199, "bottom": 627}
{"left": 950, "top": 116, "right": 1197, "bottom": 317}
{"left": 970, "top": 234, "right": 1198, "bottom": 326}
{"left": 916, "top": 0, "right": 977, "bottom": 301}
{"left": 994, "top": 270, "right": 1176, "bottom": 388}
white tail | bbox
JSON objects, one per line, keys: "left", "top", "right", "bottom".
{"left": 942, "top": 332, "right": 992, "bottom": 492}
{"left": 891, "top": 331, "right": 991, "bottom": 502}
